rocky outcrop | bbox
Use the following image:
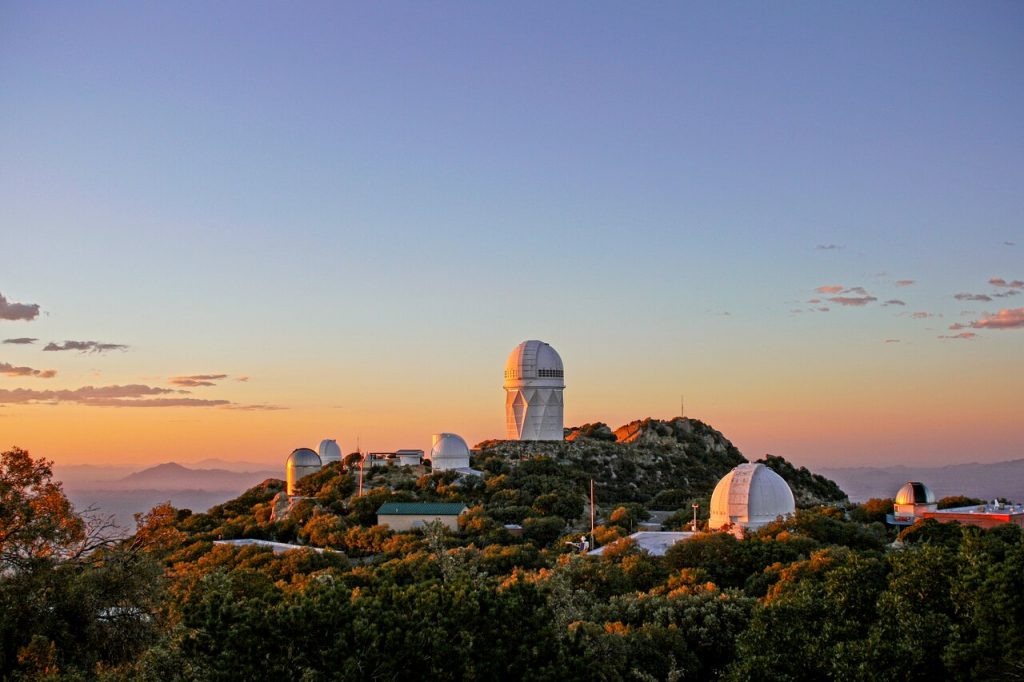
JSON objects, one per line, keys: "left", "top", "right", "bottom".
{"left": 476, "top": 417, "right": 847, "bottom": 508}
{"left": 477, "top": 417, "right": 747, "bottom": 504}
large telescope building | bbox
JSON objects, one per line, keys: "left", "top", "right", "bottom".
{"left": 504, "top": 340, "right": 565, "bottom": 441}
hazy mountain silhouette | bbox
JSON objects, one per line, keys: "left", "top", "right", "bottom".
{"left": 820, "top": 459, "right": 1024, "bottom": 502}
{"left": 60, "top": 461, "right": 280, "bottom": 529}
{"left": 114, "top": 462, "right": 278, "bottom": 490}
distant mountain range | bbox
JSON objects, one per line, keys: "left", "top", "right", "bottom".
{"left": 56, "top": 460, "right": 278, "bottom": 487}
{"left": 60, "top": 461, "right": 281, "bottom": 528}
{"left": 819, "top": 459, "right": 1024, "bottom": 503}
{"left": 113, "top": 462, "right": 279, "bottom": 491}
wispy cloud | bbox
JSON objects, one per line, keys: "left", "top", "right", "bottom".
{"left": 816, "top": 244, "right": 843, "bottom": 251}
{"left": 895, "top": 280, "right": 915, "bottom": 287}
{"left": 83, "top": 397, "right": 232, "bottom": 408}
{"left": 950, "top": 308, "right": 1024, "bottom": 331}
{"left": 938, "top": 332, "right": 977, "bottom": 340}
{"left": 884, "top": 339, "right": 901, "bottom": 344}
{"left": 0, "top": 383, "right": 235, "bottom": 407}
{"left": 815, "top": 285, "right": 844, "bottom": 294}
{"left": 908, "top": 312, "right": 935, "bottom": 319}
{"left": 829, "top": 295, "right": 877, "bottom": 307}
{"left": 989, "top": 277, "right": 1024, "bottom": 289}
{"left": 954, "top": 293, "right": 992, "bottom": 302}
{"left": 219, "top": 403, "right": 288, "bottom": 411}
{"left": 235, "top": 376, "right": 250, "bottom": 382}
{"left": 0, "top": 362, "right": 56, "bottom": 379}
{"left": 0, "top": 294, "right": 40, "bottom": 321}
{"left": 0, "top": 384, "right": 174, "bottom": 405}
{"left": 2, "top": 338, "right": 37, "bottom": 345}
{"left": 0, "top": 382, "right": 284, "bottom": 409}
{"left": 43, "top": 340, "right": 128, "bottom": 354}
{"left": 1006, "top": 241, "right": 1016, "bottom": 247}
{"left": 883, "top": 299, "right": 906, "bottom": 306}
{"left": 169, "top": 373, "right": 228, "bottom": 387}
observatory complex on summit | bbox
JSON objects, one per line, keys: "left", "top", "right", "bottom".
{"left": 504, "top": 340, "right": 565, "bottom": 441}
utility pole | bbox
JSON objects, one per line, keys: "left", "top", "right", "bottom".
{"left": 692, "top": 503, "right": 699, "bottom": 533}
{"left": 590, "top": 479, "right": 595, "bottom": 551}
{"left": 680, "top": 394, "right": 685, "bottom": 418}
{"left": 358, "top": 450, "right": 365, "bottom": 497}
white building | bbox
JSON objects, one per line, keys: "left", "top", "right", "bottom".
{"left": 504, "top": 340, "right": 565, "bottom": 441}
{"left": 429, "top": 433, "right": 471, "bottom": 471}
{"left": 709, "top": 462, "right": 795, "bottom": 535}
{"left": 396, "top": 449, "right": 424, "bottom": 466}
{"left": 214, "top": 539, "right": 329, "bottom": 554}
{"left": 890, "top": 481, "right": 938, "bottom": 525}
{"left": 286, "top": 447, "right": 322, "bottom": 496}
{"left": 318, "top": 439, "right": 342, "bottom": 465}
{"left": 588, "top": 531, "right": 694, "bottom": 557}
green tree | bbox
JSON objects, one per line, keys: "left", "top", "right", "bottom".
{"left": 0, "top": 447, "right": 166, "bottom": 679}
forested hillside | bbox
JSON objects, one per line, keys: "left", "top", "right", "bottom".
{"left": 3, "top": 433, "right": 1021, "bottom": 681}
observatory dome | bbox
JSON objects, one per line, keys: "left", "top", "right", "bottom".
{"left": 430, "top": 433, "right": 470, "bottom": 471}
{"left": 318, "top": 439, "right": 342, "bottom": 465}
{"left": 504, "top": 340, "right": 564, "bottom": 387}
{"left": 504, "top": 340, "right": 565, "bottom": 441}
{"left": 709, "top": 463, "right": 795, "bottom": 534}
{"left": 893, "top": 481, "right": 938, "bottom": 518}
{"left": 895, "top": 481, "right": 935, "bottom": 506}
{"left": 286, "top": 448, "right": 322, "bottom": 496}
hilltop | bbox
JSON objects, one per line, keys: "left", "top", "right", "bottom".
{"left": 476, "top": 417, "right": 847, "bottom": 508}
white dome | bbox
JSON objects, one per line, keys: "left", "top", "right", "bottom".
{"left": 287, "top": 448, "right": 321, "bottom": 467}
{"left": 895, "top": 481, "right": 935, "bottom": 506}
{"left": 709, "top": 463, "right": 795, "bottom": 533}
{"left": 286, "top": 448, "right": 322, "bottom": 496}
{"left": 429, "top": 433, "right": 470, "bottom": 471}
{"left": 318, "top": 439, "right": 342, "bottom": 465}
{"left": 504, "top": 340, "right": 564, "bottom": 388}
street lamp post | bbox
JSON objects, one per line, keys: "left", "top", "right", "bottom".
{"left": 692, "top": 503, "right": 699, "bottom": 532}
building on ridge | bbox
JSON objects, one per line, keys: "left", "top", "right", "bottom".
{"left": 286, "top": 447, "right": 322, "bottom": 496}
{"left": 709, "top": 462, "right": 795, "bottom": 535}
{"left": 890, "top": 481, "right": 937, "bottom": 524}
{"left": 318, "top": 439, "right": 342, "bottom": 465}
{"left": 428, "top": 433, "right": 471, "bottom": 471}
{"left": 504, "top": 339, "right": 565, "bottom": 441}
{"left": 887, "top": 481, "right": 1024, "bottom": 529}
{"left": 395, "top": 449, "right": 424, "bottom": 466}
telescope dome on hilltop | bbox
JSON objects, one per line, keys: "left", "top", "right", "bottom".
{"left": 504, "top": 340, "right": 565, "bottom": 441}
{"left": 504, "top": 340, "right": 565, "bottom": 384}
{"left": 895, "top": 481, "right": 935, "bottom": 506}
{"left": 318, "top": 439, "right": 342, "bottom": 465}
{"left": 286, "top": 447, "right": 322, "bottom": 496}
{"left": 893, "top": 481, "right": 937, "bottom": 518}
{"left": 709, "top": 463, "right": 795, "bottom": 534}
{"left": 429, "top": 433, "right": 470, "bottom": 471}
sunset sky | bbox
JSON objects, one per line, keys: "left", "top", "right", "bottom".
{"left": 2, "top": 2, "right": 1022, "bottom": 470}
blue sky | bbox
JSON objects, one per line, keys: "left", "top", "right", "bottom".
{"left": 1, "top": 2, "right": 1021, "bottom": 467}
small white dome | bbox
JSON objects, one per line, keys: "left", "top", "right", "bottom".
{"left": 286, "top": 448, "right": 322, "bottom": 496}
{"left": 709, "top": 463, "right": 795, "bottom": 532}
{"left": 318, "top": 439, "right": 342, "bottom": 465}
{"left": 430, "top": 433, "right": 470, "bottom": 471}
{"left": 895, "top": 481, "right": 935, "bottom": 506}
{"left": 287, "top": 448, "right": 321, "bottom": 467}
{"left": 504, "top": 340, "right": 564, "bottom": 387}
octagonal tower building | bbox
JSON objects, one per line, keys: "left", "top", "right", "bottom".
{"left": 504, "top": 340, "right": 565, "bottom": 440}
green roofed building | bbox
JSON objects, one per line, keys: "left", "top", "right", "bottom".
{"left": 376, "top": 502, "right": 468, "bottom": 531}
